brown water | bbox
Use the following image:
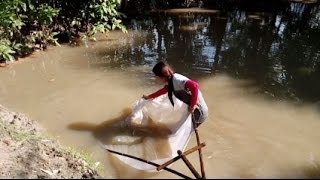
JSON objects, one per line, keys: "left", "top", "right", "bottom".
{"left": 0, "top": 31, "right": 320, "bottom": 178}
{"left": 1, "top": 5, "right": 320, "bottom": 178}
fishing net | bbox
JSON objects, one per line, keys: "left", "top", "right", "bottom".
{"left": 101, "top": 94, "right": 193, "bottom": 171}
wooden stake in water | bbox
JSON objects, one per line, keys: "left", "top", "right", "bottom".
{"left": 192, "top": 113, "right": 206, "bottom": 179}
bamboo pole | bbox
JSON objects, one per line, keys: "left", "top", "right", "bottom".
{"left": 157, "top": 142, "right": 206, "bottom": 171}
{"left": 192, "top": 113, "right": 206, "bottom": 179}
{"left": 105, "top": 148, "right": 192, "bottom": 179}
{"left": 178, "top": 150, "right": 202, "bottom": 179}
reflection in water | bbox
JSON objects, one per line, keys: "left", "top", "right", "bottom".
{"left": 90, "top": 2, "right": 320, "bottom": 103}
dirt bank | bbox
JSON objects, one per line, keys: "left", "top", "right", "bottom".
{"left": 0, "top": 104, "right": 102, "bottom": 179}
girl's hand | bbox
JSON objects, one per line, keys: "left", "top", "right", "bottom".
{"left": 142, "top": 94, "right": 150, "bottom": 100}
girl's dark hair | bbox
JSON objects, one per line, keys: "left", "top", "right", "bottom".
{"left": 152, "top": 61, "right": 166, "bottom": 77}
{"left": 152, "top": 61, "right": 175, "bottom": 106}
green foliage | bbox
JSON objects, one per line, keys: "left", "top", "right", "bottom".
{"left": 0, "top": 0, "right": 126, "bottom": 62}
{"left": 34, "top": 4, "right": 60, "bottom": 26}
{"left": 80, "top": 0, "right": 127, "bottom": 39}
{"left": 0, "top": 40, "right": 15, "bottom": 62}
{"left": 0, "top": 0, "right": 25, "bottom": 37}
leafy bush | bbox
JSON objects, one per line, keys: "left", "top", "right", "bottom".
{"left": 0, "top": 0, "right": 126, "bottom": 62}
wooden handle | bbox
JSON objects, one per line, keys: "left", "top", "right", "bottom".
{"left": 105, "top": 148, "right": 192, "bottom": 179}
{"left": 157, "top": 142, "right": 206, "bottom": 171}
{"left": 178, "top": 150, "right": 202, "bottom": 179}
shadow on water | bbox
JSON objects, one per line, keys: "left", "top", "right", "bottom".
{"left": 67, "top": 108, "right": 175, "bottom": 178}
{"left": 67, "top": 108, "right": 173, "bottom": 143}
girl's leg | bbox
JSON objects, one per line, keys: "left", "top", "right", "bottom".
{"left": 192, "top": 106, "right": 208, "bottom": 128}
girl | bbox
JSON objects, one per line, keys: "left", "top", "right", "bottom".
{"left": 143, "top": 61, "right": 208, "bottom": 127}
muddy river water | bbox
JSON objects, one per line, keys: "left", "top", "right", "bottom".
{"left": 1, "top": 6, "right": 320, "bottom": 178}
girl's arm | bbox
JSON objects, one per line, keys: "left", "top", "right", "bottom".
{"left": 144, "top": 86, "right": 168, "bottom": 99}
{"left": 185, "top": 80, "right": 199, "bottom": 109}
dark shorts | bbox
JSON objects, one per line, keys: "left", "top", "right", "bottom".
{"left": 193, "top": 104, "right": 208, "bottom": 125}
{"left": 174, "top": 90, "right": 208, "bottom": 125}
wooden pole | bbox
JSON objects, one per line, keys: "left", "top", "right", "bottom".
{"left": 192, "top": 113, "right": 206, "bottom": 179}
{"left": 178, "top": 150, "right": 202, "bottom": 179}
{"left": 157, "top": 142, "right": 206, "bottom": 171}
{"left": 105, "top": 148, "right": 192, "bottom": 179}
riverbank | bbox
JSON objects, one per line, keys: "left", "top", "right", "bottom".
{"left": 0, "top": 104, "right": 102, "bottom": 179}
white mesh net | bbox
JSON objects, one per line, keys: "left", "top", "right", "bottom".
{"left": 101, "top": 94, "right": 193, "bottom": 171}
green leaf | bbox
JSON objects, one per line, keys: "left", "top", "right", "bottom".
{"left": 52, "top": 38, "right": 61, "bottom": 46}
{"left": 7, "top": 49, "right": 15, "bottom": 54}
{"left": 19, "top": 15, "right": 28, "bottom": 19}
{"left": 30, "top": 36, "right": 36, "bottom": 42}
{"left": 103, "top": 6, "right": 108, "bottom": 14}
{"left": 122, "top": 28, "right": 128, "bottom": 33}
{"left": 4, "top": 53, "right": 15, "bottom": 61}
{"left": 95, "top": 24, "right": 105, "bottom": 33}
{"left": 21, "top": 2, "right": 27, "bottom": 12}
{"left": 51, "top": 32, "right": 59, "bottom": 36}
{"left": 112, "top": 8, "right": 118, "bottom": 15}
{"left": 27, "top": 0, "right": 33, "bottom": 10}
{"left": 13, "top": 43, "right": 22, "bottom": 51}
